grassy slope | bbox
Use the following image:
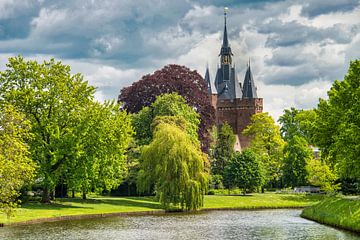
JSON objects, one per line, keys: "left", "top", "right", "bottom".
{"left": 0, "top": 193, "right": 324, "bottom": 224}
{"left": 301, "top": 197, "right": 360, "bottom": 232}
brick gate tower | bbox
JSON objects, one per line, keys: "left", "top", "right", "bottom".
{"left": 204, "top": 8, "right": 263, "bottom": 150}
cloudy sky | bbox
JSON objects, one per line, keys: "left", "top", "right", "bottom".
{"left": 1, "top": 0, "right": 359, "bottom": 121}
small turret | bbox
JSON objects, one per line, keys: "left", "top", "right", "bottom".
{"left": 242, "top": 59, "right": 258, "bottom": 99}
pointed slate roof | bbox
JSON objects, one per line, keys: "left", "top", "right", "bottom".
{"left": 242, "top": 62, "right": 258, "bottom": 99}
{"left": 204, "top": 66, "right": 217, "bottom": 94}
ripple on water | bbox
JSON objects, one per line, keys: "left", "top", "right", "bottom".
{"left": 0, "top": 209, "right": 359, "bottom": 240}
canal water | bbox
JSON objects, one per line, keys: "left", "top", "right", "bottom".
{"left": 0, "top": 209, "right": 358, "bottom": 240}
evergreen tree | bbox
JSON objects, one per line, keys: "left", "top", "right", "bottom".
{"left": 211, "top": 123, "right": 236, "bottom": 177}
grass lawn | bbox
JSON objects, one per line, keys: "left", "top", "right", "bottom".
{"left": 0, "top": 193, "right": 324, "bottom": 225}
{"left": 301, "top": 196, "right": 360, "bottom": 232}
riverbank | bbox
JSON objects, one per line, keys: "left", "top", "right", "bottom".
{"left": 0, "top": 193, "right": 324, "bottom": 226}
{"left": 301, "top": 197, "right": 360, "bottom": 233}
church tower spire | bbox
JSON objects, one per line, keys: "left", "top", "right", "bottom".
{"left": 219, "top": 7, "right": 233, "bottom": 65}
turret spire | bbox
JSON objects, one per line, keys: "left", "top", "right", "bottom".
{"left": 243, "top": 60, "right": 258, "bottom": 99}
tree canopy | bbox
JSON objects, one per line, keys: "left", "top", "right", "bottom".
{"left": 282, "top": 136, "right": 312, "bottom": 187}
{"left": 137, "top": 122, "right": 208, "bottom": 211}
{"left": 313, "top": 60, "right": 360, "bottom": 179}
{"left": 0, "top": 105, "right": 35, "bottom": 216}
{"left": 0, "top": 57, "right": 133, "bottom": 202}
{"left": 243, "top": 113, "right": 285, "bottom": 187}
{"left": 224, "top": 150, "right": 263, "bottom": 195}
{"left": 132, "top": 93, "right": 200, "bottom": 146}
{"left": 211, "top": 123, "right": 236, "bottom": 177}
{"left": 119, "top": 64, "right": 215, "bottom": 151}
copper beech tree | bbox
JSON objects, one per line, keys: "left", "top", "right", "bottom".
{"left": 118, "top": 64, "right": 215, "bottom": 152}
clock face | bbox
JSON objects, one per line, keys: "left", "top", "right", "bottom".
{"left": 223, "top": 55, "right": 230, "bottom": 64}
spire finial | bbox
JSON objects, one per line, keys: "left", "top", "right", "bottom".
{"left": 224, "top": 7, "right": 228, "bottom": 24}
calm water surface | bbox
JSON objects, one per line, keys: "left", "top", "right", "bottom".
{"left": 0, "top": 209, "right": 359, "bottom": 240}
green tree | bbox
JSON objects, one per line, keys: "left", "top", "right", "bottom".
{"left": 0, "top": 105, "right": 35, "bottom": 217}
{"left": 243, "top": 113, "right": 285, "bottom": 188}
{"left": 0, "top": 57, "right": 95, "bottom": 202}
{"left": 137, "top": 122, "right": 208, "bottom": 211}
{"left": 313, "top": 60, "right": 360, "bottom": 179}
{"left": 224, "top": 150, "right": 263, "bottom": 195}
{"left": 132, "top": 93, "right": 200, "bottom": 145}
{"left": 282, "top": 136, "right": 312, "bottom": 187}
{"left": 306, "top": 158, "right": 339, "bottom": 192}
{"left": 65, "top": 101, "right": 133, "bottom": 199}
{"left": 279, "top": 108, "right": 317, "bottom": 144}
{"left": 211, "top": 123, "right": 236, "bottom": 176}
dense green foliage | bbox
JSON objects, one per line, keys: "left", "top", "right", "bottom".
{"left": 137, "top": 122, "right": 208, "bottom": 211}
{"left": 211, "top": 123, "right": 236, "bottom": 177}
{"left": 313, "top": 60, "right": 360, "bottom": 180}
{"left": 64, "top": 101, "right": 133, "bottom": 199}
{"left": 224, "top": 150, "right": 263, "bottom": 195}
{"left": 278, "top": 107, "right": 339, "bottom": 191}
{"left": 243, "top": 113, "right": 284, "bottom": 187}
{"left": 0, "top": 57, "right": 133, "bottom": 202}
{"left": 306, "top": 158, "right": 339, "bottom": 192}
{"left": 302, "top": 197, "right": 360, "bottom": 232}
{"left": 282, "top": 136, "right": 312, "bottom": 187}
{"left": 0, "top": 105, "right": 35, "bottom": 217}
{"left": 132, "top": 93, "right": 200, "bottom": 145}
{"left": 279, "top": 108, "right": 317, "bottom": 144}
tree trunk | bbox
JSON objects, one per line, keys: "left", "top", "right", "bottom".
{"left": 42, "top": 187, "right": 51, "bottom": 203}
{"left": 82, "top": 192, "right": 87, "bottom": 200}
{"left": 72, "top": 190, "right": 75, "bottom": 198}
{"left": 261, "top": 186, "right": 265, "bottom": 193}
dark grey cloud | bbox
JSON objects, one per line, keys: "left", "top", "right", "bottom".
{"left": 0, "top": 0, "right": 40, "bottom": 40}
{"left": 0, "top": 0, "right": 359, "bottom": 87}
{"left": 258, "top": 19, "right": 357, "bottom": 48}
{"left": 300, "top": 0, "right": 360, "bottom": 18}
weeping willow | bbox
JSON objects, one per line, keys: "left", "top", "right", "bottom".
{"left": 137, "top": 122, "right": 209, "bottom": 211}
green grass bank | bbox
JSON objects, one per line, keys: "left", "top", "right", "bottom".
{"left": 0, "top": 193, "right": 324, "bottom": 225}
{"left": 301, "top": 197, "right": 360, "bottom": 233}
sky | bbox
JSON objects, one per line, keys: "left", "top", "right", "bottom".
{"left": 0, "top": 0, "right": 359, "bottom": 121}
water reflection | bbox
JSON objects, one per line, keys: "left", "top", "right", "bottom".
{"left": 0, "top": 209, "right": 358, "bottom": 240}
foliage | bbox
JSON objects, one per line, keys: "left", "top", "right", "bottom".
{"left": 0, "top": 105, "right": 35, "bottom": 218}
{"left": 209, "top": 174, "right": 224, "bottom": 190}
{"left": 137, "top": 122, "right": 208, "bottom": 211}
{"left": 279, "top": 108, "right": 317, "bottom": 144}
{"left": 282, "top": 136, "right": 312, "bottom": 187}
{"left": 119, "top": 64, "right": 215, "bottom": 151}
{"left": 306, "top": 158, "right": 340, "bottom": 192}
{"left": 243, "top": 113, "right": 285, "bottom": 187}
{"left": 211, "top": 123, "right": 236, "bottom": 177}
{"left": 132, "top": 93, "right": 200, "bottom": 146}
{"left": 64, "top": 101, "right": 134, "bottom": 199}
{"left": 0, "top": 57, "right": 95, "bottom": 202}
{"left": 224, "top": 150, "right": 263, "bottom": 195}
{"left": 313, "top": 60, "right": 360, "bottom": 179}
{"left": 0, "top": 57, "right": 133, "bottom": 202}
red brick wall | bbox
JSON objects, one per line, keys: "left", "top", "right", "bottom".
{"left": 215, "top": 98, "right": 263, "bottom": 150}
